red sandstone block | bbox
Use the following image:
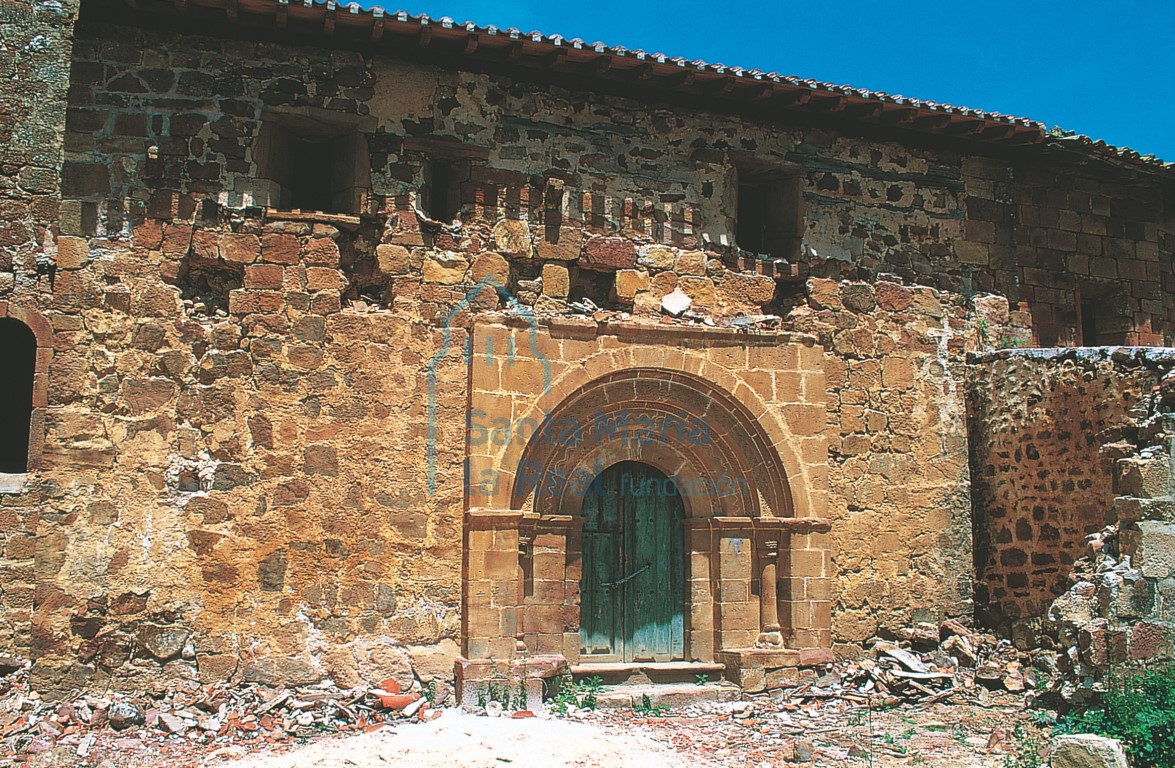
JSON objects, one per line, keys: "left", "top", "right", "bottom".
{"left": 191, "top": 230, "right": 220, "bottom": 261}
{"left": 306, "top": 267, "right": 344, "bottom": 292}
{"left": 245, "top": 264, "right": 283, "bottom": 290}
{"left": 261, "top": 233, "right": 300, "bottom": 264}
{"left": 1130, "top": 622, "right": 1171, "bottom": 661}
{"left": 220, "top": 233, "right": 260, "bottom": 264}
{"left": 35, "top": 347, "right": 52, "bottom": 373}
{"left": 228, "top": 289, "right": 258, "bottom": 315}
{"left": 160, "top": 259, "right": 182, "bottom": 283}
{"left": 798, "top": 648, "right": 835, "bottom": 665}
{"left": 581, "top": 236, "right": 636, "bottom": 271}
{"left": 256, "top": 291, "right": 284, "bottom": 313}
{"left": 310, "top": 293, "right": 341, "bottom": 315}
{"left": 303, "top": 237, "right": 340, "bottom": 266}
{"left": 134, "top": 218, "right": 164, "bottom": 250}
{"left": 161, "top": 223, "right": 193, "bottom": 257}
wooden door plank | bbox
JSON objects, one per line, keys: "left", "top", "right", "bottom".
{"left": 579, "top": 468, "right": 623, "bottom": 660}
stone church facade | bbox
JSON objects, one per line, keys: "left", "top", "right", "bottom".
{"left": 0, "top": 0, "right": 1172, "bottom": 696}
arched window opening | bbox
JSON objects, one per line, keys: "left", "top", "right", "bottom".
{"left": 0, "top": 318, "right": 36, "bottom": 473}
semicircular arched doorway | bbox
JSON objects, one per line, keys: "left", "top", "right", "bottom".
{"left": 579, "top": 461, "right": 685, "bottom": 662}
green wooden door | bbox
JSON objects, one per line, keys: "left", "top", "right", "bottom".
{"left": 580, "top": 462, "right": 685, "bottom": 662}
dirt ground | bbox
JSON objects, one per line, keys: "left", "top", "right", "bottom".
{"left": 19, "top": 692, "right": 1047, "bottom": 768}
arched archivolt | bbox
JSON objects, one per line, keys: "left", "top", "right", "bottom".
{"left": 506, "top": 358, "right": 799, "bottom": 519}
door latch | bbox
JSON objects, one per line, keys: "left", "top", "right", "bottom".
{"left": 601, "top": 562, "right": 650, "bottom": 589}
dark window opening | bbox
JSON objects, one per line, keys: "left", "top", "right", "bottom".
{"left": 735, "top": 163, "right": 803, "bottom": 261}
{"left": 423, "top": 157, "right": 464, "bottom": 222}
{"left": 1077, "top": 282, "right": 1130, "bottom": 346}
{"left": 737, "top": 181, "right": 767, "bottom": 253}
{"left": 0, "top": 318, "right": 36, "bottom": 473}
{"left": 254, "top": 111, "right": 370, "bottom": 215}
{"left": 289, "top": 138, "right": 335, "bottom": 213}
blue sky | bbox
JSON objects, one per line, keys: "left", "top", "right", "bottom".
{"left": 383, "top": 0, "right": 1175, "bottom": 161}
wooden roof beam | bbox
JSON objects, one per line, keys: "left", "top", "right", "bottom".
{"left": 910, "top": 112, "right": 952, "bottom": 130}
{"left": 587, "top": 55, "right": 612, "bottom": 75}
{"left": 942, "top": 117, "right": 986, "bottom": 136}
{"left": 664, "top": 69, "right": 697, "bottom": 89}
{"left": 540, "top": 47, "right": 568, "bottom": 67}
{"left": 804, "top": 93, "right": 848, "bottom": 112}
{"left": 878, "top": 105, "right": 918, "bottom": 125}
{"left": 841, "top": 101, "right": 884, "bottom": 119}
{"left": 1003, "top": 129, "right": 1046, "bottom": 146}
{"left": 773, "top": 88, "right": 812, "bottom": 106}
{"left": 629, "top": 62, "right": 654, "bottom": 81}
{"left": 978, "top": 123, "right": 1017, "bottom": 141}
{"left": 696, "top": 75, "right": 735, "bottom": 94}
{"left": 748, "top": 82, "right": 776, "bottom": 100}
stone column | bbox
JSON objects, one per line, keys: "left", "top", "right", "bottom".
{"left": 515, "top": 532, "right": 532, "bottom": 656}
{"left": 756, "top": 538, "right": 783, "bottom": 648}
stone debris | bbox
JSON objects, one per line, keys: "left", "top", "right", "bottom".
{"left": 776, "top": 618, "right": 1043, "bottom": 708}
{"left": 1050, "top": 734, "right": 1130, "bottom": 768}
{"left": 583, "top": 671, "right": 1037, "bottom": 766}
{"left": 728, "top": 314, "right": 783, "bottom": 330}
{"left": 660, "top": 287, "right": 692, "bottom": 317}
{"left": 0, "top": 661, "right": 442, "bottom": 762}
{"left": 568, "top": 296, "right": 599, "bottom": 315}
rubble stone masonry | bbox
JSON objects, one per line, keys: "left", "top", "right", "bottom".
{"left": 0, "top": 2, "right": 1171, "bottom": 694}
{"left": 968, "top": 349, "right": 1170, "bottom": 638}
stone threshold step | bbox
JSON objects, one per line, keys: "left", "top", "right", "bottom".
{"left": 571, "top": 661, "right": 726, "bottom": 685}
{"left": 593, "top": 681, "right": 741, "bottom": 709}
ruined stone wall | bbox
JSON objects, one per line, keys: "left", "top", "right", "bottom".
{"left": 968, "top": 349, "right": 1169, "bottom": 638}
{"left": 60, "top": 21, "right": 1174, "bottom": 342}
{"left": 959, "top": 159, "right": 1174, "bottom": 347}
{"left": 1044, "top": 358, "right": 1175, "bottom": 701}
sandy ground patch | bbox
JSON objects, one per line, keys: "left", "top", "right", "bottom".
{"left": 212, "top": 710, "right": 688, "bottom": 768}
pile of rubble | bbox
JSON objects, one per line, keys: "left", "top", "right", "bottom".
{"left": 775, "top": 618, "right": 1044, "bottom": 710}
{"left": 0, "top": 656, "right": 441, "bottom": 762}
